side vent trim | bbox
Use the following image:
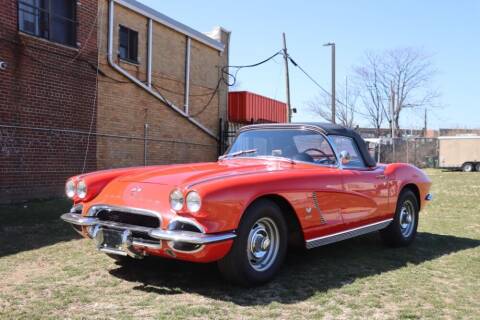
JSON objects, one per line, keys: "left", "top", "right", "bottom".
{"left": 312, "top": 192, "right": 327, "bottom": 224}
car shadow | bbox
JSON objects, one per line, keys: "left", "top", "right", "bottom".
{"left": 0, "top": 198, "right": 81, "bottom": 258}
{"left": 108, "top": 232, "right": 480, "bottom": 306}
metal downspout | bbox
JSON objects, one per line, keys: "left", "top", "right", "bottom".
{"left": 107, "top": 0, "right": 218, "bottom": 140}
{"left": 184, "top": 37, "right": 191, "bottom": 114}
{"left": 147, "top": 18, "right": 152, "bottom": 88}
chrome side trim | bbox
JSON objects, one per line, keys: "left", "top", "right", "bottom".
{"left": 305, "top": 219, "right": 393, "bottom": 249}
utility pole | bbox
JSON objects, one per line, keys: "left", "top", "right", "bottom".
{"left": 323, "top": 42, "right": 336, "bottom": 124}
{"left": 282, "top": 32, "right": 292, "bottom": 123}
{"left": 424, "top": 108, "right": 427, "bottom": 137}
{"left": 391, "top": 86, "right": 396, "bottom": 162}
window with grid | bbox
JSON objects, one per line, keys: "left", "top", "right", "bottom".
{"left": 118, "top": 25, "right": 138, "bottom": 63}
{"left": 18, "top": 0, "right": 76, "bottom": 46}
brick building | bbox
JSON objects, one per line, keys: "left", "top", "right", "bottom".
{"left": 0, "top": 0, "right": 229, "bottom": 203}
{"left": 1, "top": 0, "right": 99, "bottom": 203}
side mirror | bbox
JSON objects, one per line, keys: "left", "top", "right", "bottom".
{"left": 339, "top": 150, "right": 351, "bottom": 165}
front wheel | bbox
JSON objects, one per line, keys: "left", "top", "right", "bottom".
{"left": 380, "top": 190, "right": 419, "bottom": 247}
{"left": 218, "top": 199, "right": 287, "bottom": 286}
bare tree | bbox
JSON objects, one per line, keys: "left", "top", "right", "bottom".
{"left": 354, "top": 47, "right": 439, "bottom": 136}
{"left": 354, "top": 52, "right": 387, "bottom": 136}
{"left": 307, "top": 79, "right": 359, "bottom": 128}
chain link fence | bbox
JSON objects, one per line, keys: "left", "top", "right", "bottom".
{"left": 370, "top": 137, "right": 439, "bottom": 168}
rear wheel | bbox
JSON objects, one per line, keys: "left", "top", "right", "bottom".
{"left": 475, "top": 163, "right": 480, "bottom": 172}
{"left": 381, "top": 189, "right": 419, "bottom": 247}
{"left": 218, "top": 199, "right": 287, "bottom": 286}
{"left": 462, "top": 162, "right": 474, "bottom": 172}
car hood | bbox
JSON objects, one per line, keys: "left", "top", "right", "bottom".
{"left": 117, "top": 159, "right": 298, "bottom": 187}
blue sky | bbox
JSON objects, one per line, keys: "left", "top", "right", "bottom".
{"left": 138, "top": 0, "right": 479, "bottom": 129}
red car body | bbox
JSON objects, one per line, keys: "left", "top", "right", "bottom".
{"left": 61, "top": 123, "right": 431, "bottom": 283}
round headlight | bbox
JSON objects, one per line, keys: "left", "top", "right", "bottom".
{"left": 170, "top": 189, "right": 184, "bottom": 211}
{"left": 65, "top": 179, "right": 76, "bottom": 198}
{"left": 186, "top": 191, "right": 201, "bottom": 213}
{"left": 77, "top": 180, "right": 88, "bottom": 199}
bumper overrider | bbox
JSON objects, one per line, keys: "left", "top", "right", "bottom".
{"left": 60, "top": 209, "right": 236, "bottom": 258}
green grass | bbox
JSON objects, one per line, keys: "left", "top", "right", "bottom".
{"left": 0, "top": 170, "right": 479, "bottom": 319}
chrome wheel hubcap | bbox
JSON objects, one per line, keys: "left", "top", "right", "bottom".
{"left": 247, "top": 217, "right": 279, "bottom": 271}
{"left": 399, "top": 200, "right": 415, "bottom": 238}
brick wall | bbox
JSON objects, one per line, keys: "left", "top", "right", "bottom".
{"left": 95, "top": 0, "right": 229, "bottom": 169}
{"left": 0, "top": 0, "right": 99, "bottom": 203}
{"left": 0, "top": 0, "right": 229, "bottom": 203}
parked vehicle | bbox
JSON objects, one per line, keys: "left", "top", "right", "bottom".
{"left": 61, "top": 123, "right": 432, "bottom": 286}
{"left": 438, "top": 135, "right": 480, "bottom": 172}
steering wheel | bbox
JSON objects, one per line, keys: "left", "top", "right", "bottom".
{"left": 302, "top": 148, "right": 336, "bottom": 164}
{"left": 302, "top": 148, "right": 329, "bottom": 157}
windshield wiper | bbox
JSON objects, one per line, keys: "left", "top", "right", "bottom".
{"left": 218, "top": 148, "right": 257, "bottom": 160}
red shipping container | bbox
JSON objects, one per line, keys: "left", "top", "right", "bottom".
{"left": 228, "top": 91, "right": 287, "bottom": 124}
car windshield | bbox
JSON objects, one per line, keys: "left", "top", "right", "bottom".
{"left": 223, "top": 129, "right": 337, "bottom": 165}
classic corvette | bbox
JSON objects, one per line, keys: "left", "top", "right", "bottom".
{"left": 61, "top": 123, "right": 432, "bottom": 285}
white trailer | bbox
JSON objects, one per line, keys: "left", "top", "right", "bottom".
{"left": 438, "top": 136, "right": 480, "bottom": 172}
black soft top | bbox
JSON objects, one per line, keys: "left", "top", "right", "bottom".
{"left": 241, "top": 122, "right": 377, "bottom": 167}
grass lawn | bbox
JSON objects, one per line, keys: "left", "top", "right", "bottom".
{"left": 0, "top": 169, "right": 479, "bottom": 319}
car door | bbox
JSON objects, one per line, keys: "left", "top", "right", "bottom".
{"left": 330, "top": 135, "right": 390, "bottom": 228}
{"left": 289, "top": 131, "right": 345, "bottom": 239}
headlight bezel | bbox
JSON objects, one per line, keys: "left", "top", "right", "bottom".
{"left": 65, "top": 179, "right": 76, "bottom": 199}
{"left": 170, "top": 189, "right": 184, "bottom": 211}
{"left": 186, "top": 191, "right": 202, "bottom": 213}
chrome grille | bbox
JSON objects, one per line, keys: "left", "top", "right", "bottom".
{"left": 96, "top": 210, "right": 160, "bottom": 228}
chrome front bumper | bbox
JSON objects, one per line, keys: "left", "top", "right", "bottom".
{"left": 60, "top": 212, "right": 237, "bottom": 245}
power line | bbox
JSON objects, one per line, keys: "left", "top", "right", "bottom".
{"left": 82, "top": 0, "right": 105, "bottom": 173}
{"left": 287, "top": 54, "right": 372, "bottom": 118}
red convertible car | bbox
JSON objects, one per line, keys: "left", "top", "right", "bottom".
{"left": 61, "top": 123, "right": 432, "bottom": 285}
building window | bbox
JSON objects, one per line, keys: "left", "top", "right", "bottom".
{"left": 119, "top": 25, "right": 138, "bottom": 63}
{"left": 18, "top": 0, "right": 76, "bottom": 47}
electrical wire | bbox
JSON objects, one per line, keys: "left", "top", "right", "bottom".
{"left": 189, "top": 51, "right": 283, "bottom": 117}
{"left": 98, "top": 50, "right": 282, "bottom": 117}
{"left": 65, "top": 4, "right": 100, "bottom": 65}
{"left": 81, "top": 1, "right": 104, "bottom": 173}
{"left": 287, "top": 54, "right": 372, "bottom": 118}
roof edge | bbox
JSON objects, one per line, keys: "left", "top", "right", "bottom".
{"left": 116, "top": 0, "right": 225, "bottom": 52}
